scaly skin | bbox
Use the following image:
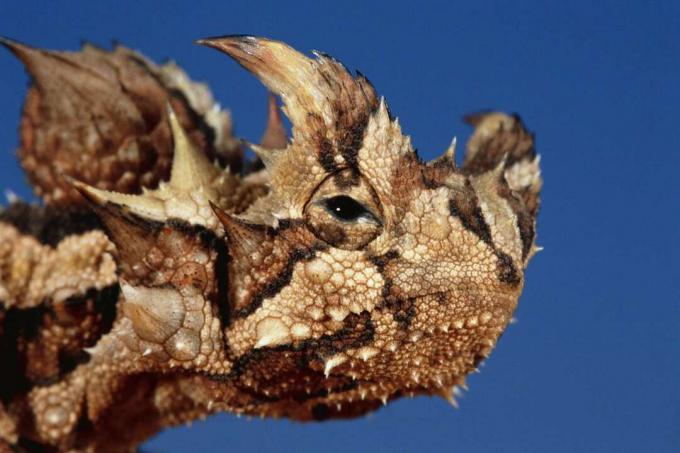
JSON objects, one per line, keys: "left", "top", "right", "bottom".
{"left": 0, "top": 36, "right": 542, "bottom": 452}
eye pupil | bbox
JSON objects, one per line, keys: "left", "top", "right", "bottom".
{"left": 324, "top": 196, "right": 369, "bottom": 221}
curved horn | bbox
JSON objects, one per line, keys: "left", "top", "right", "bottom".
{"left": 197, "top": 36, "right": 378, "bottom": 148}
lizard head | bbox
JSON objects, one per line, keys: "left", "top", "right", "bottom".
{"left": 199, "top": 36, "right": 542, "bottom": 413}
{"left": 62, "top": 36, "right": 541, "bottom": 421}
{"left": 2, "top": 35, "right": 542, "bottom": 450}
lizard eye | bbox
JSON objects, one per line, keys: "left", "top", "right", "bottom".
{"left": 305, "top": 170, "right": 383, "bottom": 250}
{"left": 323, "top": 195, "right": 376, "bottom": 223}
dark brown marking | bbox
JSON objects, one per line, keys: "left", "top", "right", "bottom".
{"left": 318, "top": 136, "right": 340, "bottom": 174}
{"left": 420, "top": 164, "right": 450, "bottom": 189}
{"left": 333, "top": 170, "right": 360, "bottom": 189}
{"left": 496, "top": 181, "right": 535, "bottom": 261}
{"left": 0, "top": 284, "right": 119, "bottom": 400}
{"left": 0, "top": 201, "right": 102, "bottom": 246}
{"left": 312, "top": 403, "right": 330, "bottom": 420}
{"left": 381, "top": 295, "right": 416, "bottom": 329}
{"left": 369, "top": 250, "right": 400, "bottom": 271}
{"left": 225, "top": 311, "right": 375, "bottom": 381}
{"left": 495, "top": 251, "right": 521, "bottom": 286}
{"left": 369, "top": 250, "right": 416, "bottom": 329}
{"left": 235, "top": 246, "right": 322, "bottom": 318}
{"left": 448, "top": 187, "right": 493, "bottom": 246}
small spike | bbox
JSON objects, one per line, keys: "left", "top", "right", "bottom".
{"left": 489, "top": 152, "right": 508, "bottom": 180}
{"left": 324, "top": 355, "right": 347, "bottom": 378}
{"left": 83, "top": 345, "right": 100, "bottom": 356}
{"left": 446, "top": 136, "right": 457, "bottom": 162}
{"left": 437, "top": 387, "right": 459, "bottom": 408}
{"left": 241, "top": 139, "right": 282, "bottom": 169}
{"left": 254, "top": 317, "right": 290, "bottom": 349}
{"left": 356, "top": 347, "right": 378, "bottom": 362}
{"left": 4, "top": 189, "right": 19, "bottom": 204}
{"left": 260, "top": 93, "right": 288, "bottom": 149}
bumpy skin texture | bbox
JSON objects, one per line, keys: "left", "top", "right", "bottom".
{"left": 2, "top": 38, "right": 243, "bottom": 207}
{"left": 0, "top": 36, "right": 542, "bottom": 452}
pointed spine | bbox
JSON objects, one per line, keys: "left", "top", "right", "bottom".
{"left": 166, "top": 104, "right": 216, "bottom": 191}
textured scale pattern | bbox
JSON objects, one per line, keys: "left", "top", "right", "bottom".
{"left": 0, "top": 36, "right": 542, "bottom": 452}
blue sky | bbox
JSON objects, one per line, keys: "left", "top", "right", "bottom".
{"left": 1, "top": 1, "right": 678, "bottom": 452}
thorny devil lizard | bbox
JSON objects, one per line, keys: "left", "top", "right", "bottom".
{"left": 0, "top": 35, "right": 542, "bottom": 452}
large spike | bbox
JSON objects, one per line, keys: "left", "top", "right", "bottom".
{"left": 210, "top": 202, "right": 268, "bottom": 259}
{"left": 166, "top": 104, "right": 217, "bottom": 191}
{"left": 69, "top": 178, "right": 166, "bottom": 222}
{"left": 197, "top": 36, "right": 378, "bottom": 145}
{"left": 69, "top": 180, "right": 161, "bottom": 274}
{"left": 197, "top": 36, "right": 323, "bottom": 129}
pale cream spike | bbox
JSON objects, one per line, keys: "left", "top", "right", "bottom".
{"left": 70, "top": 179, "right": 167, "bottom": 221}
{"left": 166, "top": 104, "right": 217, "bottom": 191}
{"left": 437, "top": 387, "right": 459, "bottom": 408}
{"left": 197, "top": 36, "right": 323, "bottom": 134}
{"left": 445, "top": 136, "right": 457, "bottom": 162}
{"left": 429, "top": 136, "right": 457, "bottom": 167}
{"left": 254, "top": 318, "right": 290, "bottom": 349}
{"left": 241, "top": 139, "right": 283, "bottom": 169}
{"left": 376, "top": 97, "right": 390, "bottom": 123}
{"left": 324, "top": 355, "right": 347, "bottom": 378}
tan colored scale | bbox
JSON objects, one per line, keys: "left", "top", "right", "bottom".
{"left": 0, "top": 35, "right": 542, "bottom": 452}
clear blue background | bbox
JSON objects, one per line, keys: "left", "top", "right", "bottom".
{"left": 1, "top": 1, "right": 678, "bottom": 452}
